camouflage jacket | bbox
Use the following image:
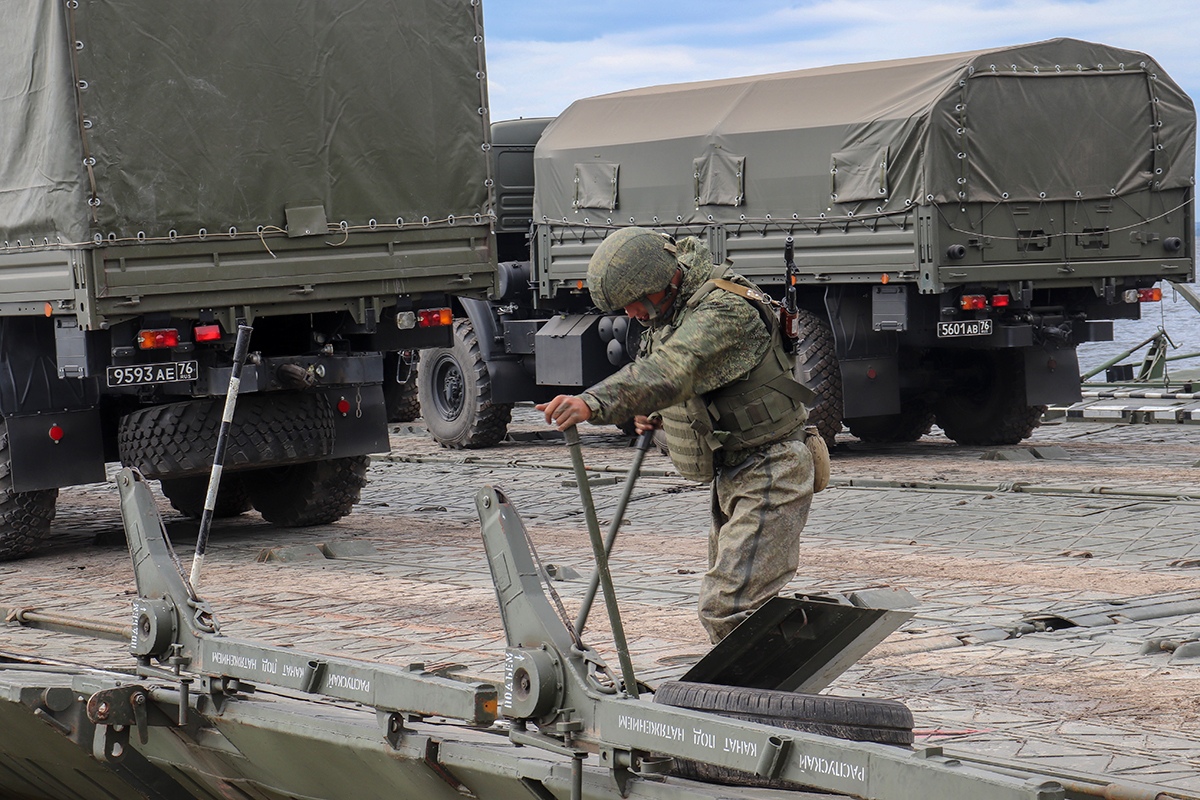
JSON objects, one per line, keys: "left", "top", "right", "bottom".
{"left": 580, "top": 238, "right": 770, "bottom": 430}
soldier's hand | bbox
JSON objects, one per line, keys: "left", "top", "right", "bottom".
{"left": 536, "top": 395, "right": 592, "bottom": 431}
{"left": 633, "top": 414, "right": 662, "bottom": 434}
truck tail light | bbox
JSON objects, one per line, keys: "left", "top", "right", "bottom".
{"left": 137, "top": 328, "right": 180, "bottom": 350}
{"left": 194, "top": 323, "right": 222, "bottom": 342}
{"left": 48, "top": 424, "right": 65, "bottom": 443}
{"left": 991, "top": 294, "right": 1010, "bottom": 308}
{"left": 418, "top": 308, "right": 453, "bottom": 328}
{"left": 1124, "top": 287, "right": 1163, "bottom": 303}
{"left": 960, "top": 295, "right": 987, "bottom": 311}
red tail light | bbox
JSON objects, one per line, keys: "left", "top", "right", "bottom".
{"left": 960, "top": 295, "right": 987, "bottom": 311}
{"left": 418, "top": 308, "right": 453, "bottom": 327}
{"left": 194, "top": 323, "right": 222, "bottom": 342}
{"left": 137, "top": 329, "right": 180, "bottom": 350}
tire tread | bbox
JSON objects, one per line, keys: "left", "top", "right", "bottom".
{"left": 244, "top": 456, "right": 369, "bottom": 527}
{"left": 794, "top": 310, "right": 843, "bottom": 447}
{"left": 0, "top": 422, "right": 57, "bottom": 561}
{"left": 655, "top": 680, "right": 913, "bottom": 789}
{"left": 118, "top": 394, "right": 335, "bottom": 479}
{"left": 418, "top": 319, "right": 512, "bottom": 449}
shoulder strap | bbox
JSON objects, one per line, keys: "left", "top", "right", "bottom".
{"left": 711, "top": 278, "right": 772, "bottom": 306}
{"left": 683, "top": 263, "right": 733, "bottom": 310}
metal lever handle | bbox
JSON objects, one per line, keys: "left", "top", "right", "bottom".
{"left": 575, "top": 429, "right": 653, "bottom": 635}
{"left": 564, "top": 426, "right": 641, "bottom": 698}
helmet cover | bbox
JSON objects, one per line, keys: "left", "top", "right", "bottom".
{"left": 586, "top": 227, "right": 678, "bottom": 312}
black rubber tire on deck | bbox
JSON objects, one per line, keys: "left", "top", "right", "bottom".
{"left": 794, "top": 310, "right": 843, "bottom": 448}
{"left": 845, "top": 401, "right": 935, "bottom": 443}
{"left": 934, "top": 351, "right": 1045, "bottom": 446}
{"left": 159, "top": 475, "right": 253, "bottom": 519}
{"left": 243, "top": 455, "right": 369, "bottom": 527}
{"left": 0, "top": 421, "right": 57, "bottom": 561}
{"left": 117, "top": 393, "right": 335, "bottom": 480}
{"left": 383, "top": 351, "right": 422, "bottom": 423}
{"left": 418, "top": 319, "right": 512, "bottom": 449}
{"left": 655, "top": 681, "right": 913, "bottom": 789}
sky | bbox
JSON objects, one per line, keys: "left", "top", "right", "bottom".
{"left": 480, "top": 0, "right": 1200, "bottom": 122}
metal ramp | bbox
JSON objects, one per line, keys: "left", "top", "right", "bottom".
{"left": 1049, "top": 388, "right": 1200, "bottom": 424}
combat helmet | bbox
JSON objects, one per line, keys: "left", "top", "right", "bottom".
{"left": 587, "top": 227, "right": 678, "bottom": 312}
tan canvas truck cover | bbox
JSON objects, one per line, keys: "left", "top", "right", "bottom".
{"left": 0, "top": 0, "right": 493, "bottom": 319}
{"left": 532, "top": 38, "right": 1195, "bottom": 286}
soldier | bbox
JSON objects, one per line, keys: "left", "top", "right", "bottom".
{"left": 538, "top": 227, "right": 815, "bottom": 643}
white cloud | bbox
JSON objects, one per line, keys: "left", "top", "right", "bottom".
{"left": 483, "top": 0, "right": 1200, "bottom": 122}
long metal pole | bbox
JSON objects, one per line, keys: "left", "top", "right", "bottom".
{"left": 574, "top": 429, "right": 653, "bottom": 636}
{"left": 564, "top": 426, "right": 639, "bottom": 699}
{"left": 189, "top": 324, "right": 253, "bottom": 590}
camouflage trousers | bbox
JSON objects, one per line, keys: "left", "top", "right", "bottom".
{"left": 698, "top": 437, "right": 814, "bottom": 643}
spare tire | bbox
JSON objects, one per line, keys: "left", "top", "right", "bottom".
{"left": 655, "top": 681, "right": 912, "bottom": 789}
{"left": 118, "top": 393, "right": 335, "bottom": 479}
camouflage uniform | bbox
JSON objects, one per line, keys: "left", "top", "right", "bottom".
{"left": 581, "top": 237, "right": 814, "bottom": 642}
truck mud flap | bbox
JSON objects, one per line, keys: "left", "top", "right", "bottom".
{"left": 6, "top": 408, "right": 106, "bottom": 492}
{"left": 1023, "top": 346, "right": 1082, "bottom": 406}
{"left": 328, "top": 383, "right": 389, "bottom": 458}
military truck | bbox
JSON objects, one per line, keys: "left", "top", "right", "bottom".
{"left": 0, "top": 0, "right": 495, "bottom": 558}
{"left": 418, "top": 38, "right": 1195, "bottom": 450}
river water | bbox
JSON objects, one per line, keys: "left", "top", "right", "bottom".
{"left": 1076, "top": 281, "right": 1200, "bottom": 375}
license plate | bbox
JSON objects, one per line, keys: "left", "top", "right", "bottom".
{"left": 107, "top": 361, "right": 198, "bottom": 387}
{"left": 936, "top": 319, "right": 993, "bottom": 338}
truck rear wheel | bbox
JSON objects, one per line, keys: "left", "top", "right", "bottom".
{"left": 418, "top": 319, "right": 512, "bottom": 448}
{"left": 242, "top": 455, "right": 369, "bottom": 527}
{"left": 655, "top": 681, "right": 913, "bottom": 789}
{"left": 0, "top": 420, "right": 57, "bottom": 561}
{"left": 935, "top": 351, "right": 1045, "bottom": 446}
{"left": 383, "top": 351, "right": 421, "bottom": 423}
{"left": 794, "top": 310, "right": 843, "bottom": 447}
{"left": 117, "top": 393, "right": 335, "bottom": 479}
{"left": 845, "top": 401, "right": 935, "bottom": 443}
{"left": 159, "top": 475, "right": 253, "bottom": 519}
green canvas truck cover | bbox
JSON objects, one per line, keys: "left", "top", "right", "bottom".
{"left": 533, "top": 38, "right": 1195, "bottom": 226}
{"left": 0, "top": 0, "right": 490, "bottom": 247}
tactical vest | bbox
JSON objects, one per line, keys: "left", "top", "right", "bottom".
{"left": 655, "top": 266, "right": 812, "bottom": 482}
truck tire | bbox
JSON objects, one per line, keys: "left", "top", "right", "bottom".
{"left": 383, "top": 351, "right": 421, "bottom": 423}
{"left": 934, "top": 352, "right": 1045, "bottom": 446}
{"left": 243, "top": 455, "right": 369, "bottom": 527}
{"left": 159, "top": 475, "right": 253, "bottom": 519}
{"left": 0, "top": 421, "right": 57, "bottom": 561}
{"left": 845, "top": 402, "right": 935, "bottom": 443}
{"left": 794, "top": 310, "right": 843, "bottom": 447}
{"left": 655, "top": 681, "right": 913, "bottom": 789}
{"left": 117, "top": 393, "right": 335, "bottom": 479}
{"left": 418, "top": 319, "right": 512, "bottom": 449}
